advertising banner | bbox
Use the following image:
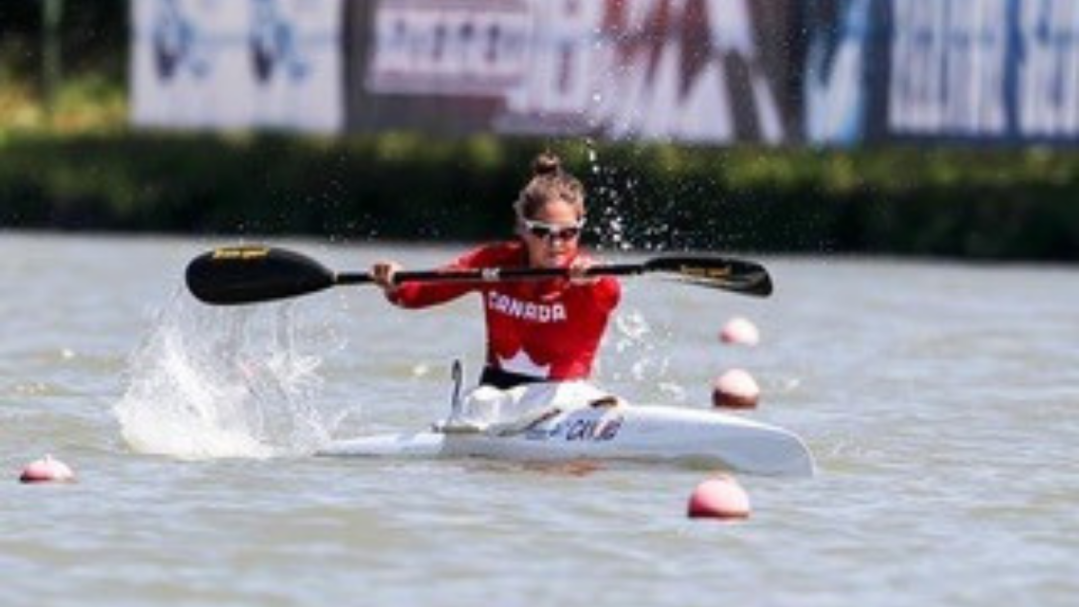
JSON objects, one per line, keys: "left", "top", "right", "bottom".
{"left": 807, "top": 0, "right": 1079, "bottom": 145}
{"left": 131, "top": 0, "right": 344, "bottom": 133}
{"left": 129, "top": 0, "right": 1079, "bottom": 146}
{"left": 355, "top": 0, "right": 802, "bottom": 144}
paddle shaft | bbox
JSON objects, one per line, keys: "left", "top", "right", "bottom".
{"left": 335, "top": 264, "right": 647, "bottom": 286}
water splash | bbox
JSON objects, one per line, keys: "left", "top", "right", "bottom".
{"left": 114, "top": 291, "right": 346, "bottom": 460}
{"left": 584, "top": 138, "right": 635, "bottom": 252}
{"left": 601, "top": 308, "right": 684, "bottom": 405}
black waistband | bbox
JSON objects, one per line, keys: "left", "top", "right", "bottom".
{"left": 479, "top": 366, "right": 545, "bottom": 390}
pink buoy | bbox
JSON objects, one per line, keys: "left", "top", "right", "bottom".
{"left": 19, "top": 455, "right": 76, "bottom": 484}
{"left": 687, "top": 475, "right": 751, "bottom": 519}
{"left": 711, "top": 368, "right": 761, "bottom": 409}
{"left": 719, "top": 317, "right": 760, "bottom": 346}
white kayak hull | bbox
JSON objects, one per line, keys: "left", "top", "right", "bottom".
{"left": 318, "top": 405, "right": 814, "bottom": 477}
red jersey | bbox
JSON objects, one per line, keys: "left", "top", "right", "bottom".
{"left": 387, "top": 241, "right": 620, "bottom": 381}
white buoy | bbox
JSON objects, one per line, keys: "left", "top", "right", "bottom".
{"left": 19, "top": 455, "right": 76, "bottom": 484}
{"left": 687, "top": 475, "right": 751, "bottom": 519}
{"left": 711, "top": 368, "right": 761, "bottom": 409}
{"left": 719, "top": 317, "right": 760, "bottom": 346}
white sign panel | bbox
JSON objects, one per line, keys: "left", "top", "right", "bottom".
{"left": 131, "top": 0, "right": 344, "bottom": 133}
{"left": 1017, "top": 0, "right": 1079, "bottom": 137}
{"left": 367, "top": 0, "right": 532, "bottom": 96}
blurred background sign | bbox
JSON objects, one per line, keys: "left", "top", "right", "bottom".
{"left": 808, "top": 0, "right": 1079, "bottom": 145}
{"left": 353, "top": 0, "right": 801, "bottom": 144}
{"left": 131, "top": 0, "right": 344, "bottom": 133}
{"left": 125, "top": 0, "right": 1079, "bottom": 146}
{"left": 130, "top": 0, "right": 803, "bottom": 143}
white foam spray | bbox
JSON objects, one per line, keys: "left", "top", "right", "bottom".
{"left": 114, "top": 290, "right": 346, "bottom": 460}
{"left": 584, "top": 138, "right": 686, "bottom": 403}
{"left": 599, "top": 307, "right": 685, "bottom": 405}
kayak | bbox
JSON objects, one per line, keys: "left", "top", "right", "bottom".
{"left": 318, "top": 403, "right": 815, "bottom": 477}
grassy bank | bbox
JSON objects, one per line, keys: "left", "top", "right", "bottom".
{"left": 2, "top": 130, "right": 1079, "bottom": 261}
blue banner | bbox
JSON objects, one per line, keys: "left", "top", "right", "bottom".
{"left": 808, "top": 0, "right": 1079, "bottom": 145}
{"left": 805, "top": 0, "right": 879, "bottom": 145}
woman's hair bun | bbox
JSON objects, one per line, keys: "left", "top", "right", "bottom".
{"left": 532, "top": 151, "right": 562, "bottom": 177}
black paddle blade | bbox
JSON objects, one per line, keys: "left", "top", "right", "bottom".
{"left": 185, "top": 246, "right": 337, "bottom": 305}
{"left": 644, "top": 256, "right": 773, "bottom": 297}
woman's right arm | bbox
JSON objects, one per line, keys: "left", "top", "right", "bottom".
{"left": 371, "top": 255, "right": 480, "bottom": 309}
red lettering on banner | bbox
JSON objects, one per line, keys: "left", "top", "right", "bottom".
{"left": 507, "top": 0, "right": 787, "bottom": 142}
{"left": 366, "top": 0, "right": 788, "bottom": 142}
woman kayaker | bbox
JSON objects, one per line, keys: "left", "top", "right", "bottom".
{"left": 371, "top": 151, "right": 620, "bottom": 392}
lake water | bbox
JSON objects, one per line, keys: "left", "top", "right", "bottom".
{"left": 1, "top": 232, "right": 1076, "bottom": 607}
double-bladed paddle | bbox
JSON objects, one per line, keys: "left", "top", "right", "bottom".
{"left": 185, "top": 245, "right": 773, "bottom": 306}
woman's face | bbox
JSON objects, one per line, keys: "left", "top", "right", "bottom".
{"left": 520, "top": 198, "right": 584, "bottom": 268}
